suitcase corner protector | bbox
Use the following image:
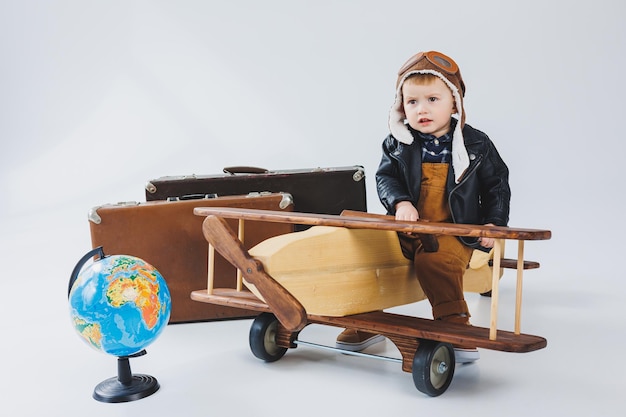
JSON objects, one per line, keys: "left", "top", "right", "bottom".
{"left": 145, "top": 181, "right": 157, "bottom": 194}
{"left": 88, "top": 206, "right": 102, "bottom": 224}
{"left": 279, "top": 192, "right": 294, "bottom": 209}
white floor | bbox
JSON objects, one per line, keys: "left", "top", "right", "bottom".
{"left": 1, "top": 203, "right": 624, "bottom": 417}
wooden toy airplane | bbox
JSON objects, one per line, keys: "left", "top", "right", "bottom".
{"left": 190, "top": 207, "right": 551, "bottom": 396}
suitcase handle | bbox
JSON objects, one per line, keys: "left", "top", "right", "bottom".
{"left": 167, "top": 193, "right": 218, "bottom": 201}
{"left": 223, "top": 166, "right": 269, "bottom": 175}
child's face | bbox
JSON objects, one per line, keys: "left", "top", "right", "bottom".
{"left": 402, "top": 77, "right": 456, "bottom": 138}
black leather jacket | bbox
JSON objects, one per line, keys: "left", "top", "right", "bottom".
{"left": 376, "top": 123, "right": 511, "bottom": 249}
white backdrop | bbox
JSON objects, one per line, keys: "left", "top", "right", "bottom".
{"left": 1, "top": 1, "right": 625, "bottom": 415}
{"left": 3, "top": 1, "right": 625, "bottom": 271}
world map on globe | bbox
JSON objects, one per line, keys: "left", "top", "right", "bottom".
{"left": 69, "top": 254, "right": 171, "bottom": 357}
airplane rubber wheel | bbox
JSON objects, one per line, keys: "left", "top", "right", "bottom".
{"left": 249, "top": 313, "right": 287, "bottom": 362}
{"left": 412, "top": 340, "right": 456, "bottom": 397}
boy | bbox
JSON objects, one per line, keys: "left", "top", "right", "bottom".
{"left": 336, "top": 51, "right": 511, "bottom": 364}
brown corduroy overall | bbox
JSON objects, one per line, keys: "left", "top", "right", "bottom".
{"left": 399, "top": 163, "right": 473, "bottom": 324}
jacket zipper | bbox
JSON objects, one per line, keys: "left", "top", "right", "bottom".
{"left": 448, "top": 154, "right": 482, "bottom": 225}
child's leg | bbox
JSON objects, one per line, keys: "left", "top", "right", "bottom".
{"left": 412, "top": 235, "right": 473, "bottom": 322}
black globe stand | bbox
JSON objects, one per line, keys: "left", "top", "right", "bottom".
{"left": 92, "top": 350, "right": 160, "bottom": 403}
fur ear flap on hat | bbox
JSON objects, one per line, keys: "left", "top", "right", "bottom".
{"left": 388, "top": 52, "right": 470, "bottom": 183}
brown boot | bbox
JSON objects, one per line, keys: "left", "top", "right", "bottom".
{"left": 335, "top": 329, "right": 385, "bottom": 352}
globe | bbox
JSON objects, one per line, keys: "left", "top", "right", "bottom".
{"left": 69, "top": 252, "right": 171, "bottom": 358}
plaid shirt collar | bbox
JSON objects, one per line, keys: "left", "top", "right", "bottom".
{"left": 409, "top": 119, "right": 456, "bottom": 163}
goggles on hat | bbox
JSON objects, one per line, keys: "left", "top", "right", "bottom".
{"left": 398, "top": 51, "right": 460, "bottom": 76}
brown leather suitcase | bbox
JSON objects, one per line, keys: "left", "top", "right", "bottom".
{"left": 88, "top": 192, "right": 294, "bottom": 323}
{"left": 144, "top": 166, "right": 367, "bottom": 230}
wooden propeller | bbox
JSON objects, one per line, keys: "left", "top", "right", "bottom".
{"left": 201, "top": 215, "right": 307, "bottom": 332}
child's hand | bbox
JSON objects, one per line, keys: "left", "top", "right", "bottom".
{"left": 479, "top": 223, "right": 496, "bottom": 248}
{"left": 395, "top": 201, "right": 419, "bottom": 221}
